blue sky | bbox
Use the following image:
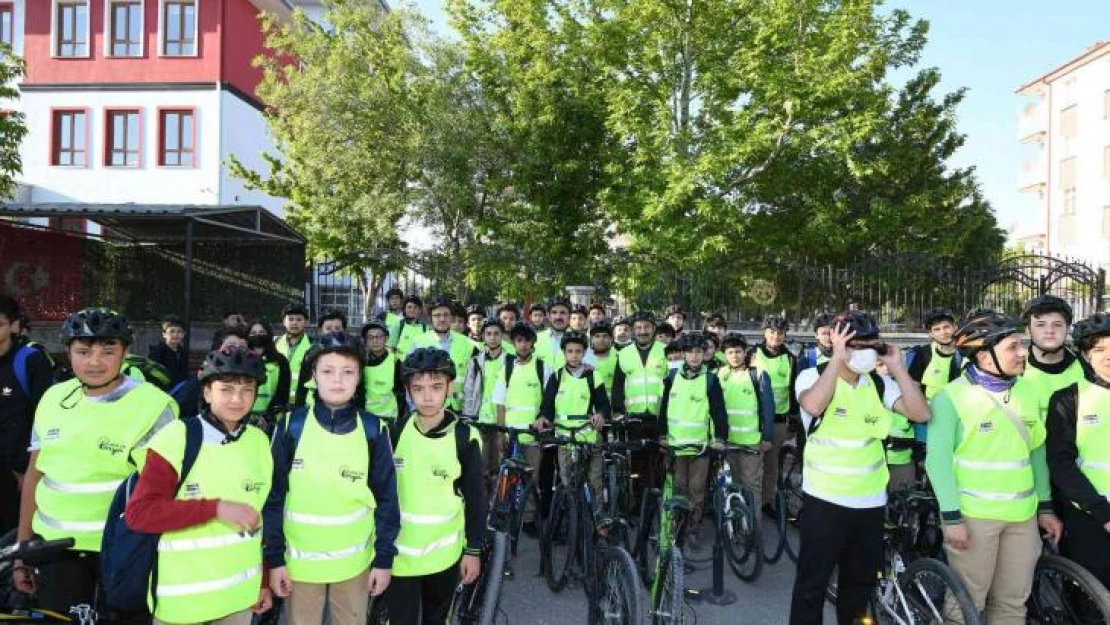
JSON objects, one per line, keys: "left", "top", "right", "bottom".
{"left": 411, "top": 0, "right": 1108, "bottom": 236}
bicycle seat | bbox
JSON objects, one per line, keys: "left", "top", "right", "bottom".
{"left": 664, "top": 496, "right": 692, "bottom": 514}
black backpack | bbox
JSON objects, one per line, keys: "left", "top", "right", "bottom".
{"left": 101, "top": 416, "right": 204, "bottom": 613}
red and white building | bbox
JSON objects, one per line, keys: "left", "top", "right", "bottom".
{"left": 2, "top": 0, "right": 352, "bottom": 222}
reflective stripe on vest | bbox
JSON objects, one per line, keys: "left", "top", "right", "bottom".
{"left": 32, "top": 379, "right": 172, "bottom": 552}
{"left": 150, "top": 421, "right": 271, "bottom": 624}
{"left": 392, "top": 417, "right": 467, "bottom": 577}
{"left": 666, "top": 374, "right": 711, "bottom": 454}
{"left": 752, "top": 350, "right": 792, "bottom": 414}
{"left": 618, "top": 343, "right": 667, "bottom": 415}
{"left": 945, "top": 377, "right": 1043, "bottom": 522}
{"left": 284, "top": 411, "right": 376, "bottom": 583}
{"left": 276, "top": 335, "right": 312, "bottom": 400}
{"left": 252, "top": 361, "right": 281, "bottom": 415}
{"left": 921, "top": 348, "right": 955, "bottom": 401}
{"left": 719, "top": 367, "right": 760, "bottom": 445}
{"left": 504, "top": 359, "right": 544, "bottom": 443}
{"left": 555, "top": 370, "right": 598, "bottom": 443}
{"left": 1076, "top": 380, "right": 1110, "bottom": 497}
{"left": 803, "top": 376, "right": 891, "bottom": 500}
{"left": 364, "top": 353, "right": 399, "bottom": 419}
{"left": 479, "top": 355, "right": 507, "bottom": 423}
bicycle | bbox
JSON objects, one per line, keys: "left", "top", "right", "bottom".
{"left": 541, "top": 421, "right": 643, "bottom": 625}
{"left": 464, "top": 419, "right": 544, "bottom": 558}
{"left": 827, "top": 518, "right": 979, "bottom": 624}
{"left": 598, "top": 415, "right": 641, "bottom": 553}
{"left": 1027, "top": 537, "right": 1110, "bottom": 623}
{"left": 633, "top": 442, "right": 707, "bottom": 625}
{"left": 763, "top": 438, "right": 803, "bottom": 564}
{"left": 0, "top": 536, "right": 94, "bottom": 624}
{"left": 708, "top": 445, "right": 763, "bottom": 583}
{"left": 886, "top": 485, "right": 944, "bottom": 564}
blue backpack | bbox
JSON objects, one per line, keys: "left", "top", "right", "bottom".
{"left": 100, "top": 416, "right": 204, "bottom": 613}
{"left": 12, "top": 344, "right": 34, "bottom": 397}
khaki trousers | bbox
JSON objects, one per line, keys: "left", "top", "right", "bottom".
{"left": 945, "top": 516, "right": 1041, "bottom": 625}
{"left": 762, "top": 421, "right": 791, "bottom": 507}
{"left": 287, "top": 567, "right": 371, "bottom": 625}
{"left": 481, "top": 430, "right": 501, "bottom": 477}
{"left": 522, "top": 444, "right": 544, "bottom": 522}
{"left": 673, "top": 455, "right": 709, "bottom": 526}
{"left": 155, "top": 609, "right": 252, "bottom": 625}
{"left": 727, "top": 446, "right": 764, "bottom": 511}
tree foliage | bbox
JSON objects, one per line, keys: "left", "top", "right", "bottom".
{"left": 0, "top": 49, "right": 27, "bottom": 201}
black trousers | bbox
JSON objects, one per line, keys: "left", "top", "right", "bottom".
{"left": 0, "top": 469, "right": 17, "bottom": 535}
{"left": 1062, "top": 505, "right": 1110, "bottom": 590}
{"left": 385, "top": 563, "right": 460, "bottom": 625}
{"left": 627, "top": 419, "right": 662, "bottom": 505}
{"left": 789, "top": 494, "right": 884, "bottom": 625}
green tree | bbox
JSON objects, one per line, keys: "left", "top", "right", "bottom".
{"left": 230, "top": 1, "right": 429, "bottom": 315}
{"left": 0, "top": 50, "right": 27, "bottom": 201}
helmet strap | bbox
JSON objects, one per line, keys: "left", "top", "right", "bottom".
{"left": 81, "top": 373, "right": 122, "bottom": 392}
{"left": 201, "top": 409, "right": 247, "bottom": 444}
{"left": 986, "top": 347, "right": 1015, "bottom": 381}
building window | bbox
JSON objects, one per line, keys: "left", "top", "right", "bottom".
{"left": 1060, "top": 105, "right": 1078, "bottom": 139}
{"left": 0, "top": 4, "right": 14, "bottom": 49}
{"left": 55, "top": 1, "right": 89, "bottom": 57}
{"left": 1106, "top": 146, "right": 1110, "bottom": 181}
{"left": 108, "top": 0, "right": 142, "bottom": 57}
{"left": 52, "top": 109, "right": 87, "bottom": 167}
{"left": 105, "top": 110, "right": 140, "bottom": 167}
{"left": 1105, "top": 90, "right": 1110, "bottom": 120}
{"left": 159, "top": 109, "right": 194, "bottom": 167}
{"left": 161, "top": 0, "right": 195, "bottom": 56}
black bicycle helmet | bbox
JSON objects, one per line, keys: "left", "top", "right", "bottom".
{"left": 1022, "top": 295, "right": 1074, "bottom": 325}
{"left": 402, "top": 347, "right": 456, "bottom": 381}
{"left": 385, "top": 287, "right": 404, "bottom": 299}
{"left": 570, "top": 304, "right": 588, "bottom": 317}
{"left": 813, "top": 312, "right": 835, "bottom": 330}
{"left": 627, "top": 310, "right": 657, "bottom": 326}
{"left": 655, "top": 325, "right": 676, "bottom": 338}
{"left": 762, "top": 316, "right": 789, "bottom": 332}
{"left": 61, "top": 307, "right": 133, "bottom": 345}
{"left": 1073, "top": 313, "right": 1110, "bottom": 353}
{"left": 282, "top": 302, "right": 309, "bottom": 318}
{"left": 466, "top": 304, "right": 485, "bottom": 318}
{"left": 589, "top": 321, "right": 613, "bottom": 337}
{"left": 548, "top": 296, "right": 572, "bottom": 312}
{"left": 427, "top": 295, "right": 455, "bottom": 315}
{"left": 560, "top": 330, "right": 588, "bottom": 350}
{"left": 360, "top": 320, "right": 389, "bottom": 339}
{"left": 612, "top": 315, "right": 630, "bottom": 328}
{"left": 199, "top": 347, "right": 266, "bottom": 384}
{"left": 703, "top": 331, "right": 720, "bottom": 347}
{"left": 676, "top": 332, "right": 708, "bottom": 351}
{"left": 509, "top": 322, "right": 537, "bottom": 342}
{"left": 480, "top": 317, "right": 506, "bottom": 334}
{"left": 954, "top": 310, "right": 1023, "bottom": 356}
{"left": 831, "top": 310, "right": 880, "bottom": 341}
{"left": 922, "top": 308, "right": 956, "bottom": 329}
{"left": 720, "top": 332, "right": 748, "bottom": 351}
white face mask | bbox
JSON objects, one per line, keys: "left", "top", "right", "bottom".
{"left": 848, "top": 348, "right": 878, "bottom": 374}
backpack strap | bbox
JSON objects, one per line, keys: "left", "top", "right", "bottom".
{"left": 504, "top": 354, "right": 516, "bottom": 383}
{"left": 536, "top": 359, "right": 545, "bottom": 385}
{"left": 285, "top": 409, "right": 310, "bottom": 469}
{"left": 584, "top": 369, "right": 597, "bottom": 414}
{"left": 175, "top": 417, "right": 204, "bottom": 494}
{"left": 12, "top": 344, "right": 32, "bottom": 397}
{"left": 455, "top": 418, "right": 472, "bottom": 465}
{"left": 359, "top": 411, "right": 381, "bottom": 443}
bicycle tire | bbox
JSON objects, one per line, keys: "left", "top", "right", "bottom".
{"left": 605, "top": 464, "right": 633, "bottom": 554}
{"left": 542, "top": 486, "right": 576, "bottom": 592}
{"left": 720, "top": 488, "right": 763, "bottom": 583}
{"left": 762, "top": 488, "right": 787, "bottom": 564}
{"left": 477, "top": 531, "right": 508, "bottom": 625}
{"left": 651, "top": 548, "right": 685, "bottom": 625}
{"left": 634, "top": 489, "right": 660, "bottom": 586}
{"left": 1027, "top": 553, "right": 1110, "bottom": 624}
{"left": 509, "top": 476, "right": 539, "bottom": 557}
{"left": 779, "top": 446, "right": 803, "bottom": 563}
{"left": 592, "top": 546, "right": 644, "bottom": 625}
{"left": 898, "top": 557, "right": 980, "bottom": 624}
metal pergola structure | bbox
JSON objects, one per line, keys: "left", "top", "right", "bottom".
{"left": 0, "top": 203, "right": 304, "bottom": 338}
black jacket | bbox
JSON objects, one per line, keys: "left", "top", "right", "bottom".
{"left": 148, "top": 342, "right": 190, "bottom": 385}
{"left": 0, "top": 344, "right": 53, "bottom": 472}
{"left": 1046, "top": 370, "right": 1110, "bottom": 526}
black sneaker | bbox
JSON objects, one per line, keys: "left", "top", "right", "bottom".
{"left": 523, "top": 521, "right": 539, "bottom": 538}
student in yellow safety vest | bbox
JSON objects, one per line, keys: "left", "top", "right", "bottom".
{"left": 749, "top": 316, "right": 799, "bottom": 514}
{"left": 360, "top": 321, "right": 405, "bottom": 428}
{"left": 276, "top": 303, "right": 313, "bottom": 404}
{"left": 664, "top": 304, "right": 686, "bottom": 334}
{"left": 265, "top": 339, "right": 399, "bottom": 625}
{"left": 612, "top": 315, "right": 632, "bottom": 351}
{"left": 292, "top": 309, "right": 349, "bottom": 407}
{"left": 462, "top": 318, "right": 509, "bottom": 470}
{"left": 395, "top": 296, "right": 428, "bottom": 358}
{"left": 536, "top": 297, "right": 572, "bottom": 370}
{"left": 125, "top": 348, "right": 274, "bottom": 625}
{"left": 378, "top": 287, "right": 406, "bottom": 349}
{"left": 1046, "top": 313, "right": 1110, "bottom": 590}
{"left": 584, "top": 321, "right": 617, "bottom": 398}
{"left": 246, "top": 318, "right": 292, "bottom": 430}
{"left": 1022, "top": 295, "right": 1085, "bottom": 417}
{"left": 384, "top": 348, "right": 486, "bottom": 625}
{"left": 15, "top": 308, "right": 176, "bottom": 620}
{"left": 569, "top": 305, "right": 589, "bottom": 333}
{"left": 528, "top": 303, "right": 547, "bottom": 333}
{"left": 588, "top": 302, "right": 607, "bottom": 327}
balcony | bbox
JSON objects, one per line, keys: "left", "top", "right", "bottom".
{"left": 1018, "top": 155, "right": 1047, "bottom": 192}
{"left": 1018, "top": 101, "right": 1047, "bottom": 143}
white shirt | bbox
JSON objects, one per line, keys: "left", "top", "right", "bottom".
{"left": 794, "top": 366, "right": 903, "bottom": 509}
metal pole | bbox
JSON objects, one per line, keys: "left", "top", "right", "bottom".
{"left": 701, "top": 521, "right": 737, "bottom": 605}
{"left": 183, "top": 217, "right": 195, "bottom": 351}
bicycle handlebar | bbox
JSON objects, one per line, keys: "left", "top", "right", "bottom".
{"left": 0, "top": 537, "right": 75, "bottom": 565}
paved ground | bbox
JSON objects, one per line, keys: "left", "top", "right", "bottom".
{"left": 497, "top": 523, "right": 837, "bottom": 624}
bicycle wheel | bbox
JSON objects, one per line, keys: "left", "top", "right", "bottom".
{"left": 898, "top": 557, "right": 980, "bottom": 624}
{"left": 779, "top": 446, "right": 803, "bottom": 563}
{"left": 542, "top": 486, "right": 577, "bottom": 592}
{"left": 651, "top": 548, "right": 685, "bottom": 625}
{"left": 509, "top": 475, "right": 539, "bottom": 557}
{"left": 1027, "top": 553, "right": 1110, "bottom": 624}
{"left": 633, "top": 488, "right": 660, "bottom": 586}
{"left": 367, "top": 594, "right": 389, "bottom": 625}
{"left": 604, "top": 464, "right": 633, "bottom": 553}
{"left": 720, "top": 487, "right": 763, "bottom": 583}
{"left": 760, "top": 484, "right": 786, "bottom": 564}
{"left": 592, "top": 546, "right": 644, "bottom": 625}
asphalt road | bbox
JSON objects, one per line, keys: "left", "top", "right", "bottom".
{"left": 496, "top": 523, "right": 838, "bottom": 625}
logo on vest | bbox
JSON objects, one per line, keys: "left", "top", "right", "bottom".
{"left": 979, "top": 421, "right": 994, "bottom": 434}
{"left": 863, "top": 414, "right": 880, "bottom": 426}
{"left": 1082, "top": 414, "right": 1101, "bottom": 426}
{"left": 44, "top": 427, "right": 61, "bottom": 441}
{"left": 184, "top": 483, "right": 202, "bottom": 497}
{"left": 834, "top": 407, "right": 848, "bottom": 418}
{"left": 394, "top": 457, "right": 405, "bottom": 471}
{"left": 431, "top": 466, "right": 451, "bottom": 480}
{"left": 97, "top": 437, "right": 126, "bottom": 456}
{"left": 242, "top": 480, "right": 266, "bottom": 494}
{"left": 291, "top": 458, "right": 304, "bottom": 470}
{"left": 339, "top": 465, "right": 366, "bottom": 483}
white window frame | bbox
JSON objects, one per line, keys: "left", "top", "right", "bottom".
{"left": 103, "top": 0, "right": 145, "bottom": 58}
{"left": 51, "top": 0, "right": 91, "bottom": 59}
{"left": 157, "top": 0, "right": 198, "bottom": 58}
